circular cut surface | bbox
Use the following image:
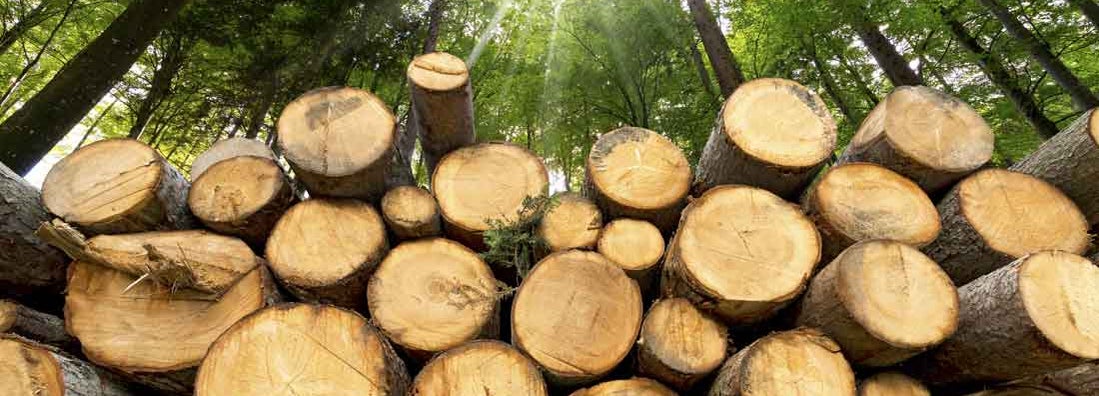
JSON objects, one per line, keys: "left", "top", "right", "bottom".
{"left": 1019, "top": 251, "right": 1099, "bottom": 360}
{"left": 723, "top": 78, "right": 837, "bottom": 168}
{"left": 588, "top": 127, "right": 690, "bottom": 210}
{"left": 512, "top": 251, "right": 642, "bottom": 380}
{"left": 189, "top": 156, "right": 285, "bottom": 223}
{"left": 598, "top": 219, "right": 664, "bottom": 271}
{"left": 196, "top": 304, "right": 404, "bottom": 395}
{"left": 368, "top": 238, "right": 497, "bottom": 352}
{"left": 571, "top": 378, "right": 676, "bottom": 396}
{"left": 678, "top": 185, "right": 820, "bottom": 301}
{"left": 412, "top": 340, "right": 547, "bottom": 396}
{"left": 538, "top": 193, "right": 602, "bottom": 251}
{"left": 837, "top": 241, "right": 958, "bottom": 348}
{"left": 408, "top": 52, "right": 469, "bottom": 92}
{"left": 642, "top": 298, "right": 727, "bottom": 375}
{"left": 741, "top": 331, "right": 856, "bottom": 395}
{"left": 859, "top": 372, "right": 929, "bottom": 396}
{"left": 0, "top": 301, "right": 16, "bottom": 332}
{"left": 277, "top": 87, "right": 395, "bottom": 176}
{"left": 42, "top": 139, "right": 162, "bottom": 225}
{"left": 433, "top": 143, "right": 548, "bottom": 232}
{"left": 959, "top": 170, "right": 1088, "bottom": 258}
{"left": 190, "top": 137, "right": 275, "bottom": 180}
{"left": 267, "top": 199, "right": 386, "bottom": 286}
{"left": 814, "top": 163, "right": 939, "bottom": 246}
{"left": 0, "top": 338, "right": 63, "bottom": 396}
{"left": 381, "top": 186, "right": 437, "bottom": 229}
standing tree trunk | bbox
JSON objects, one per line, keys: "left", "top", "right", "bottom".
{"left": 408, "top": 52, "right": 476, "bottom": 174}
{"left": 686, "top": 0, "right": 745, "bottom": 98}
{"left": 845, "top": 9, "right": 924, "bottom": 87}
{"left": 0, "top": 163, "right": 68, "bottom": 307}
{"left": 840, "top": 56, "right": 880, "bottom": 106}
{"left": 811, "top": 51, "right": 858, "bottom": 124}
{"left": 1068, "top": 0, "right": 1099, "bottom": 31}
{"left": 127, "top": 34, "right": 190, "bottom": 139}
{"left": 422, "top": 0, "right": 446, "bottom": 53}
{"left": 0, "top": 0, "right": 77, "bottom": 110}
{"left": 688, "top": 39, "right": 717, "bottom": 98}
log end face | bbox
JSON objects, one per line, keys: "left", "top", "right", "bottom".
{"left": 266, "top": 199, "right": 387, "bottom": 289}
{"left": 1019, "top": 251, "right": 1099, "bottom": 361}
{"left": 639, "top": 298, "right": 728, "bottom": 384}
{"left": 587, "top": 127, "right": 690, "bottom": 211}
{"left": 412, "top": 340, "right": 548, "bottom": 396}
{"left": 276, "top": 87, "right": 395, "bottom": 178}
{"left": 189, "top": 156, "right": 287, "bottom": 225}
{"left": 433, "top": 143, "right": 548, "bottom": 235}
{"left": 725, "top": 329, "right": 855, "bottom": 396}
{"left": 858, "top": 372, "right": 930, "bottom": 396}
{"left": 571, "top": 378, "right": 677, "bottom": 396}
{"left": 0, "top": 337, "right": 64, "bottom": 396}
{"left": 537, "top": 193, "right": 602, "bottom": 252}
{"left": 598, "top": 218, "right": 664, "bottom": 273}
{"left": 0, "top": 300, "right": 15, "bottom": 332}
{"left": 723, "top": 78, "right": 837, "bottom": 169}
{"left": 190, "top": 137, "right": 276, "bottom": 181}
{"left": 381, "top": 186, "right": 441, "bottom": 239}
{"left": 879, "top": 86, "right": 993, "bottom": 173}
{"left": 408, "top": 52, "right": 470, "bottom": 92}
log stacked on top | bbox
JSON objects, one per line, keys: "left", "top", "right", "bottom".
{"left": 408, "top": 52, "right": 476, "bottom": 175}
{"left": 380, "top": 185, "right": 441, "bottom": 241}
{"left": 537, "top": 192, "right": 603, "bottom": 253}
{"left": 709, "top": 328, "right": 857, "bottom": 396}
{"left": 1011, "top": 109, "right": 1099, "bottom": 225}
{"left": 0, "top": 162, "right": 67, "bottom": 303}
{"left": 411, "top": 340, "right": 548, "bottom": 395}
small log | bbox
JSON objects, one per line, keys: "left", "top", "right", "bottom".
{"left": 408, "top": 52, "right": 476, "bottom": 174}
{"left": 922, "top": 169, "right": 1089, "bottom": 285}
{"left": 0, "top": 335, "right": 138, "bottom": 396}
{"left": 858, "top": 372, "right": 930, "bottom": 396}
{"left": 661, "top": 185, "right": 820, "bottom": 325}
{"left": 837, "top": 86, "right": 994, "bottom": 194}
{"left": 637, "top": 298, "right": 728, "bottom": 391}
{"left": 708, "top": 328, "right": 856, "bottom": 396}
{"left": 380, "top": 186, "right": 441, "bottom": 241}
{"left": 584, "top": 127, "right": 691, "bottom": 233}
{"left": 570, "top": 378, "right": 677, "bottom": 396}
{"left": 411, "top": 340, "right": 549, "bottom": 396}
{"left": 597, "top": 218, "right": 664, "bottom": 293}
{"left": 41, "top": 138, "right": 194, "bottom": 235}
{"left": 188, "top": 155, "right": 296, "bottom": 247}
{"left": 512, "top": 250, "right": 642, "bottom": 386}
{"left": 1011, "top": 109, "right": 1099, "bottom": 225}
{"left": 0, "top": 300, "right": 78, "bottom": 355}
{"left": 195, "top": 303, "right": 409, "bottom": 395}
{"left": 276, "top": 86, "right": 395, "bottom": 201}
{"left": 0, "top": 162, "right": 67, "bottom": 304}
{"left": 266, "top": 198, "right": 388, "bottom": 310}
{"left": 537, "top": 192, "right": 603, "bottom": 252}
{"left": 694, "top": 78, "right": 837, "bottom": 198}
{"left": 189, "top": 137, "right": 276, "bottom": 180}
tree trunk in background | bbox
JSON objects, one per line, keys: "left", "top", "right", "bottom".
{"left": 979, "top": 0, "right": 1099, "bottom": 111}
{"left": 0, "top": 1, "right": 51, "bottom": 57}
{"left": 839, "top": 56, "right": 880, "bottom": 106}
{"left": 243, "top": 77, "right": 276, "bottom": 139}
{"left": 846, "top": 10, "right": 924, "bottom": 87}
{"left": 688, "top": 39, "right": 717, "bottom": 98}
{"left": 76, "top": 99, "right": 118, "bottom": 149}
{"left": 127, "top": 35, "right": 190, "bottom": 139}
{"left": 422, "top": 0, "right": 446, "bottom": 53}
{"left": 809, "top": 48, "right": 857, "bottom": 125}
{"left": 1067, "top": 0, "right": 1099, "bottom": 32}
{"left": 0, "top": 0, "right": 190, "bottom": 175}
{"left": 0, "top": 0, "right": 76, "bottom": 111}
{"left": 686, "top": 0, "right": 745, "bottom": 98}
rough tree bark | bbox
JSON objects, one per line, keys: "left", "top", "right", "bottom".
{"left": 1010, "top": 110, "right": 1099, "bottom": 225}
{"left": 686, "top": 0, "right": 745, "bottom": 98}
{"left": 0, "top": 300, "right": 79, "bottom": 354}
{"left": 128, "top": 34, "right": 191, "bottom": 139}
{"left": 845, "top": 9, "right": 924, "bottom": 87}
{"left": 0, "top": 162, "right": 68, "bottom": 306}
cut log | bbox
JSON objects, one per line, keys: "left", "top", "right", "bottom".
{"left": 537, "top": 192, "right": 603, "bottom": 253}
{"left": 0, "top": 335, "right": 138, "bottom": 396}
{"left": 908, "top": 251, "right": 1099, "bottom": 386}
{"left": 408, "top": 52, "right": 476, "bottom": 174}
{"left": 708, "top": 328, "right": 856, "bottom": 396}
{"left": 195, "top": 303, "right": 410, "bottom": 395}
{"left": 637, "top": 297, "right": 728, "bottom": 391}
{"left": 1018, "top": 362, "right": 1099, "bottom": 396}
{"left": 597, "top": 218, "right": 664, "bottom": 292}
{"left": 276, "top": 86, "right": 395, "bottom": 201}
{"left": 584, "top": 127, "right": 691, "bottom": 233}
{"left": 0, "top": 300, "right": 78, "bottom": 355}
{"left": 694, "top": 78, "right": 837, "bottom": 199}
{"left": 964, "top": 385, "right": 1068, "bottom": 395}
{"left": 41, "top": 138, "right": 194, "bottom": 235}
{"left": 922, "top": 169, "right": 1089, "bottom": 285}
{"left": 837, "top": 86, "right": 994, "bottom": 194}
{"left": 0, "top": 161, "right": 67, "bottom": 304}
{"left": 65, "top": 261, "right": 279, "bottom": 394}
{"left": 802, "top": 162, "right": 940, "bottom": 261}
{"left": 189, "top": 137, "right": 276, "bottom": 180}
{"left": 661, "top": 185, "right": 820, "bottom": 325}
{"left": 368, "top": 238, "right": 500, "bottom": 361}
{"left": 432, "top": 142, "right": 549, "bottom": 250}
{"left": 570, "top": 378, "right": 677, "bottom": 396}
{"left": 380, "top": 186, "right": 441, "bottom": 241}
{"left": 795, "top": 240, "right": 958, "bottom": 366}
{"left": 188, "top": 155, "right": 296, "bottom": 247}
{"left": 266, "top": 198, "right": 388, "bottom": 310}
{"left": 411, "top": 340, "right": 548, "bottom": 396}
{"left": 858, "top": 372, "right": 930, "bottom": 396}
{"left": 1010, "top": 109, "right": 1099, "bottom": 225}
{"left": 512, "top": 250, "right": 642, "bottom": 386}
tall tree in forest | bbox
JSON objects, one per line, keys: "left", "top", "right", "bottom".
{"left": 128, "top": 32, "right": 193, "bottom": 139}
{"left": 1067, "top": 0, "right": 1099, "bottom": 32}
{"left": 840, "top": 5, "right": 924, "bottom": 87}
{"left": 0, "top": 0, "right": 191, "bottom": 175}
{"left": 0, "top": 0, "right": 77, "bottom": 110}
{"left": 686, "top": 0, "right": 745, "bottom": 97}
{"left": 0, "top": 0, "right": 62, "bottom": 56}
{"left": 423, "top": 0, "right": 446, "bottom": 53}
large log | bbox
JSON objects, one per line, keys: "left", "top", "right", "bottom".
{"left": 708, "top": 328, "right": 856, "bottom": 396}
{"left": 837, "top": 86, "right": 994, "bottom": 194}
{"left": 411, "top": 340, "right": 548, "bottom": 396}
{"left": 380, "top": 186, "right": 441, "bottom": 241}
{"left": 195, "top": 303, "right": 410, "bottom": 395}
{"left": 408, "top": 52, "right": 476, "bottom": 174}
{"left": 0, "top": 300, "right": 79, "bottom": 355}
{"left": 570, "top": 378, "right": 677, "bottom": 396}
{"left": 537, "top": 192, "right": 603, "bottom": 253}
{"left": 0, "top": 335, "right": 138, "bottom": 396}
{"left": 922, "top": 169, "right": 1089, "bottom": 285}
{"left": 512, "top": 250, "right": 642, "bottom": 386}
{"left": 41, "top": 138, "right": 194, "bottom": 235}
{"left": 0, "top": 162, "right": 67, "bottom": 304}
{"left": 1010, "top": 109, "right": 1099, "bottom": 225}
{"left": 266, "top": 198, "right": 388, "bottom": 310}
{"left": 597, "top": 218, "right": 664, "bottom": 293}
{"left": 694, "top": 78, "right": 837, "bottom": 199}
{"left": 584, "top": 127, "right": 691, "bottom": 233}
{"left": 637, "top": 297, "right": 728, "bottom": 391}
{"left": 188, "top": 155, "right": 296, "bottom": 247}
{"left": 964, "top": 385, "right": 1068, "bottom": 395}
{"left": 189, "top": 137, "right": 276, "bottom": 180}
{"left": 1017, "top": 362, "right": 1099, "bottom": 396}
{"left": 858, "top": 372, "right": 930, "bottom": 396}
{"left": 661, "top": 185, "right": 820, "bottom": 325}
{"left": 276, "top": 87, "right": 395, "bottom": 201}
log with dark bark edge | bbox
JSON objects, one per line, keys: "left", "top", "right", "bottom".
{"left": 276, "top": 86, "right": 395, "bottom": 202}
{"left": 597, "top": 218, "right": 664, "bottom": 293}
{"left": 188, "top": 155, "right": 296, "bottom": 247}
{"left": 537, "top": 192, "right": 603, "bottom": 253}
{"left": 189, "top": 137, "right": 276, "bottom": 181}
{"left": 512, "top": 250, "right": 642, "bottom": 386}
{"left": 380, "top": 186, "right": 441, "bottom": 241}
{"left": 0, "top": 335, "right": 139, "bottom": 396}
{"left": 794, "top": 240, "right": 958, "bottom": 367}
{"left": 708, "top": 328, "right": 856, "bottom": 396}
{"left": 802, "top": 162, "right": 940, "bottom": 262}
{"left": 570, "top": 378, "right": 678, "bottom": 396}
{"left": 408, "top": 51, "right": 476, "bottom": 174}
{"left": 584, "top": 127, "right": 691, "bottom": 233}
{"left": 661, "top": 185, "right": 820, "bottom": 325}
{"left": 0, "top": 161, "right": 67, "bottom": 305}
{"left": 964, "top": 385, "right": 1069, "bottom": 395}
{"left": 858, "top": 372, "right": 930, "bottom": 396}
{"left": 195, "top": 303, "right": 410, "bottom": 396}
{"left": 693, "top": 78, "right": 837, "bottom": 199}
{"left": 0, "top": 300, "right": 78, "bottom": 355}
{"left": 636, "top": 298, "right": 728, "bottom": 391}
{"left": 1010, "top": 109, "right": 1099, "bottom": 225}
{"left": 837, "top": 86, "right": 994, "bottom": 194}
{"left": 411, "top": 340, "right": 549, "bottom": 396}
{"left": 65, "top": 261, "right": 279, "bottom": 395}
{"left": 907, "top": 251, "right": 1099, "bottom": 387}
{"left": 922, "top": 169, "right": 1089, "bottom": 285}
{"left": 1011, "top": 362, "right": 1099, "bottom": 396}
{"left": 432, "top": 142, "right": 549, "bottom": 250}
{"left": 266, "top": 198, "right": 388, "bottom": 310}
{"left": 41, "top": 138, "right": 194, "bottom": 235}
{"left": 368, "top": 238, "right": 500, "bottom": 362}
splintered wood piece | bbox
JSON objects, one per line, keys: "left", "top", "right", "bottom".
{"left": 708, "top": 328, "right": 856, "bottom": 396}
{"left": 266, "top": 199, "right": 388, "bottom": 310}
{"left": 408, "top": 52, "right": 476, "bottom": 173}
{"left": 537, "top": 192, "right": 603, "bottom": 252}
{"left": 0, "top": 300, "right": 79, "bottom": 355}
{"left": 570, "top": 378, "right": 678, "bottom": 396}
{"left": 277, "top": 87, "right": 395, "bottom": 201}
{"left": 598, "top": 218, "right": 664, "bottom": 291}
{"left": 380, "top": 186, "right": 441, "bottom": 241}
{"left": 195, "top": 303, "right": 409, "bottom": 395}
{"left": 695, "top": 78, "right": 837, "bottom": 198}
{"left": 411, "top": 340, "right": 548, "bottom": 396}
{"left": 0, "top": 335, "right": 137, "bottom": 396}
{"left": 662, "top": 185, "right": 820, "bottom": 325}
{"left": 1011, "top": 110, "right": 1099, "bottom": 225}
{"left": 188, "top": 155, "right": 296, "bottom": 246}
{"left": 41, "top": 138, "right": 194, "bottom": 235}
{"left": 923, "top": 169, "right": 1089, "bottom": 285}
{"left": 189, "top": 137, "right": 276, "bottom": 180}
{"left": 0, "top": 162, "right": 67, "bottom": 302}
{"left": 838, "top": 86, "right": 994, "bottom": 193}
{"left": 637, "top": 298, "right": 728, "bottom": 390}
{"left": 512, "top": 250, "right": 642, "bottom": 386}
{"left": 858, "top": 372, "right": 930, "bottom": 396}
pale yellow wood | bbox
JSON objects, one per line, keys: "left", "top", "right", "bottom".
{"left": 0, "top": 338, "right": 64, "bottom": 396}
{"left": 380, "top": 186, "right": 440, "bottom": 240}
{"left": 189, "top": 137, "right": 275, "bottom": 180}
{"left": 266, "top": 198, "right": 386, "bottom": 287}
{"left": 598, "top": 218, "right": 664, "bottom": 273}
{"left": 570, "top": 378, "right": 678, "bottom": 396}
{"left": 588, "top": 127, "right": 691, "bottom": 211}
{"left": 411, "top": 340, "right": 548, "bottom": 396}
{"left": 858, "top": 372, "right": 930, "bottom": 396}
{"left": 723, "top": 78, "right": 836, "bottom": 168}
{"left": 709, "top": 329, "right": 855, "bottom": 396}
{"left": 277, "top": 87, "right": 394, "bottom": 177}
{"left": 408, "top": 52, "right": 469, "bottom": 92}
{"left": 0, "top": 300, "right": 14, "bottom": 332}
{"left": 189, "top": 156, "right": 285, "bottom": 225}
{"left": 1020, "top": 251, "right": 1099, "bottom": 360}
{"left": 637, "top": 298, "right": 727, "bottom": 389}
{"left": 42, "top": 139, "right": 161, "bottom": 225}
{"left": 538, "top": 193, "right": 602, "bottom": 252}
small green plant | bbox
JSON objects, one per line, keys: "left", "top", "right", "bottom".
{"left": 480, "top": 194, "right": 559, "bottom": 283}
